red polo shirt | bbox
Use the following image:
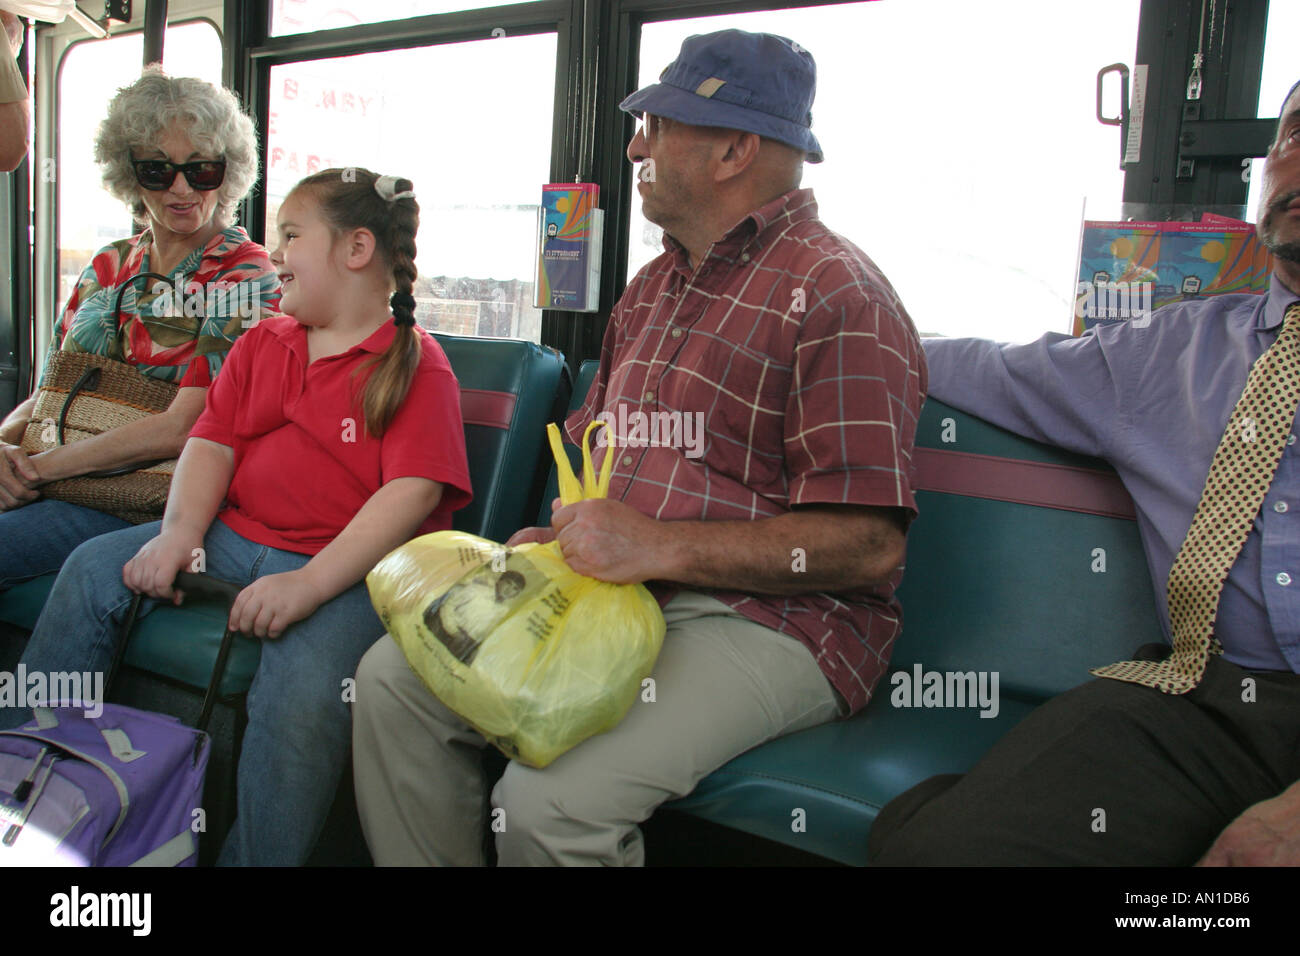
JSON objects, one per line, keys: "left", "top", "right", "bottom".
{"left": 190, "top": 315, "right": 472, "bottom": 555}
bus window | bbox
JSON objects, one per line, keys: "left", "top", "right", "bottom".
{"left": 626, "top": 0, "right": 1139, "bottom": 343}
{"left": 266, "top": 33, "right": 556, "bottom": 341}
{"left": 1244, "top": 0, "right": 1300, "bottom": 219}
{"left": 271, "top": 0, "right": 540, "bottom": 38}
{"left": 56, "top": 22, "right": 222, "bottom": 324}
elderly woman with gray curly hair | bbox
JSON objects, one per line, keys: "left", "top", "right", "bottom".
{"left": 0, "top": 66, "right": 278, "bottom": 590}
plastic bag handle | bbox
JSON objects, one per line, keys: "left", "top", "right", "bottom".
{"left": 546, "top": 419, "right": 613, "bottom": 506}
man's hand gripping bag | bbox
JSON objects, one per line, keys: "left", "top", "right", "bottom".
{"left": 367, "top": 421, "right": 666, "bottom": 768}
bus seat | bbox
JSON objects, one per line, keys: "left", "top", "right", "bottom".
{"left": 439, "top": 335, "right": 566, "bottom": 543}
{"left": 0, "top": 576, "right": 52, "bottom": 632}
{"left": 663, "top": 398, "right": 1163, "bottom": 865}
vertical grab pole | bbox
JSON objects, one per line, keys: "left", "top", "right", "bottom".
{"left": 143, "top": 0, "right": 168, "bottom": 68}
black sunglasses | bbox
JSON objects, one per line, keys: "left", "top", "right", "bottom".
{"left": 131, "top": 158, "right": 227, "bottom": 192}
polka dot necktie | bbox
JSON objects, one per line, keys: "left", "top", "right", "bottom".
{"left": 1092, "top": 302, "right": 1300, "bottom": 694}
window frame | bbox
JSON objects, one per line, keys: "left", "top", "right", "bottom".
{"left": 236, "top": 0, "right": 582, "bottom": 353}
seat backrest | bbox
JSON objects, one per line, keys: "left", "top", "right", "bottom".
{"left": 433, "top": 334, "right": 564, "bottom": 543}
{"left": 894, "top": 398, "right": 1164, "bottom": 702}
{"left": 536, "top": 359, "right": 600, "bottom": 527}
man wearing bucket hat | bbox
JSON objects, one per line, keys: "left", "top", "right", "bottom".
{"left": 353, "top": 29, "right": 926, "bottom": 866}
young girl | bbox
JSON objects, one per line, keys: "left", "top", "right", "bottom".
{"left": 7, "top": 169, "right": 472, "bottom": 866}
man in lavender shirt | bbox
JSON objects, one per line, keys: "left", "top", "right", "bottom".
{"left": 869, "top": 79, "right": 1300, "bottom": 866}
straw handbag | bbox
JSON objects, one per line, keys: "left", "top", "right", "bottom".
{"left": 18, "top": 272, "right": 190, "bottom": 524}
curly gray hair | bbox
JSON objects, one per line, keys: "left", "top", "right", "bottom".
{"left": 93, "top": 65, "right": 259, "bottom": 229}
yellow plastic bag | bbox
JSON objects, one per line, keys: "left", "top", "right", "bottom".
{"left": 367, "top": 421, "right": 667, "bottom": 768}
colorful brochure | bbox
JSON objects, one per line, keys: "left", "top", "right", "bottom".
{"left": 1072, "top": 216, "right": 1272, "bottom": 335}
{"left": 535, "top": 183, "right": 603, "bottom": 312}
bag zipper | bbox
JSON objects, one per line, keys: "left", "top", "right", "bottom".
{"left": 2, "top": 754, "right": 57, "bottom": 846}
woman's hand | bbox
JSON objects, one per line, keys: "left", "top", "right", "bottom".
{"left": 229, "top": 570, "right": 326, "bottom": 639}
{"left": 0, "top": 443, "right": 41, "bottom": 511}
{"left": 124, "top": 531, "right": 204, "bottom": 603}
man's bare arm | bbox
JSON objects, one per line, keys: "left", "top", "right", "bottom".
{"left": 0, "top": 12, "right": 28, "bottom": 173}
{"left": 0, "top": 98, "right": 27, "bottom": 172}
{"left": 543, "top": 498, "right": 905, "bottom": 594}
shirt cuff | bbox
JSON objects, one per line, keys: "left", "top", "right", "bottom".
{"left": 0, "top": 53, "right": 26, "bottom": 104}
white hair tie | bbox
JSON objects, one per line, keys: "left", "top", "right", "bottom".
{"left": 374, "top": 174, "right": 415, "bottom": 202}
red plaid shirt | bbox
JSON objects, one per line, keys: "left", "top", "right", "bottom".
{"left": 567, "top": 188, "right": 927, "bottom": 713}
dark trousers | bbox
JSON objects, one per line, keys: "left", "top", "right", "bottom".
{"left": 867, "top": 647, "right": 1300, "bottom": 866}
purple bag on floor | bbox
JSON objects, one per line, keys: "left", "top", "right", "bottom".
{"left": 0, "top": 703, "right": 209, "bottom": 866}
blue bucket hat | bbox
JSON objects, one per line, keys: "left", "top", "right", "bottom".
{"left": 619, "top": 29, "right": 823, "bottom": 163}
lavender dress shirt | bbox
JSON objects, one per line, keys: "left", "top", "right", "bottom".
{"left": 923, "top": 275, "right": 1300, "bottom": 673}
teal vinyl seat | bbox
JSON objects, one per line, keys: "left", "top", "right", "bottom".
{"left": 657, "top": 398, "right": 1164, "bottom": 865}
{"left": 0, "top": 334, "right": 566, "bottom": 704}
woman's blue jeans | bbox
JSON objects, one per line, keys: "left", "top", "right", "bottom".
{"left": 0, "top": 499, "right": 132, "bottom": 589}
{"left": 2, "top": 518, "right": 385, "bottom": 866}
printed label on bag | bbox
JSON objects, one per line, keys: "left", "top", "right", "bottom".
{"left": 421, "top": 552, "right": 547, "bottom": 666}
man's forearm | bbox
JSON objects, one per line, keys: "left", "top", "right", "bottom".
{"left": 0, "top": 43, "right": 28, "bottom": 173}
{"left": 655, "top": 506, "right": 905, "bottom": 595}
{"left": 553, "top": 498, "right": 906, "bottom": 594}
{"left": 0, "top": 99, "right": 27, "bottom": 172}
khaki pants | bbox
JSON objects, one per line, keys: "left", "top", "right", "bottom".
{"left": 352, "top": 591, "right": 841, "bottom": 866}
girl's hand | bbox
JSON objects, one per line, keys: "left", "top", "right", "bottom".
{"left": 229, "top": 570, "right": 325, "bottom": 639}
{"left": 124, "top": 532, "right": 203, "bottom": 603}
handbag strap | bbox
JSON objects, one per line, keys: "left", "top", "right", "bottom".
{"left": 56, "top": 364, "right": 103, "bottom": 445}
{"left": 112, "top": 271, "right": 183, "bottom": 347}
{"left": 45, "top": 270, "right": 195, "bottom": 469}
